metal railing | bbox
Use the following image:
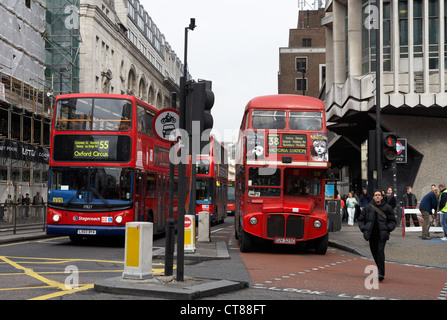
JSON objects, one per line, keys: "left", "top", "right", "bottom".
{"left": 0, "top": 204, "right": 46, "bottom": 234}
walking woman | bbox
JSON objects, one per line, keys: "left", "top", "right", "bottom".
{"left": 345, "top": 192, "right": 358, "bottom": 226}
{"left": 358, "top": 190, "right": 397, "bottom": 282}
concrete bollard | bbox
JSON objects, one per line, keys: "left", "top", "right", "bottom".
{"left": 184, "top": 215, "right": 196, "bottom": 253}
{"left": 122, "top": 222, "right": 153, "bottom": 280}
{"left": 197, "top": 211, "right": 210, "bottom": 242}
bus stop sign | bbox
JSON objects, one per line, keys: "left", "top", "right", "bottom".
{"left": 152, "top": 108, "right": 180, "bottom": 143}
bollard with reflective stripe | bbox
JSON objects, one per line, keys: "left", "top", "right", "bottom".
{"left": 122, "top": 222, "right": 153, "bottom": 280}
{"left": 184, "top": 215, "right": 196, "bottom": 253}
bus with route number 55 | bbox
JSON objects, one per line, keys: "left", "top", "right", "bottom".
{"left": 46, "top": 93, "right": 188, "bottom": 241}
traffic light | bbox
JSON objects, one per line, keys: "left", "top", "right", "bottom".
{"left": 382, "top": 132, "right": 397, "bottom": 162}
{"left": 186, "top": 80, "right": 214, "bottom": 153}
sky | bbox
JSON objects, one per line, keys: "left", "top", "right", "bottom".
{"left": 139, "top": 0, "right": 308, "bottom": 143}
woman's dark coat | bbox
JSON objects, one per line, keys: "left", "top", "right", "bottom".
{"left": 358, "top": 201, "right": 397, "bottom": 241}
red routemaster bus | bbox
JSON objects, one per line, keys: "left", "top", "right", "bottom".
{"left": 235, "top": 95, "right": 329, "bottom": 254}
{"left": 46, "top": 93, "right": 186, "bottom": 240}
{"left": 195, "top": 135, "right": 228, "bottom": 224}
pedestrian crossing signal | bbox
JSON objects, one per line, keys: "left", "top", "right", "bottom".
{"left": 382, "top": 132, "right": 397, "bottom": 161}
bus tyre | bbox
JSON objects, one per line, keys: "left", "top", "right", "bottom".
{"left": 314, "top": 233, "right": 328, "bottom": 255}
{"left": 239, "top": 229, "right": 253, "bottom": 253}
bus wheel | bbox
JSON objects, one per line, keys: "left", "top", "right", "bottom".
{"left": 314, "top": 233, "right": 328, "bottom": 255}
{"left": 239, "top": 229, "right": 253, "bottom": 253}
{"left": 147, "top": 210, "right": 154, "bottom": 223}
{"left": 69, "top": 235, "right": 82, "bottom": 243}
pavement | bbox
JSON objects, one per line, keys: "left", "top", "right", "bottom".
{"left": 1, "top": 221, "right": 446, "bottom": 299}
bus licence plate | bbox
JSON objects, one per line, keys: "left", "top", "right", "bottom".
{"left": 274, "top": 237, "right": 296, "bottom": 244}
{"left": 77, "top": 229, "right": 96, "bottom": 235}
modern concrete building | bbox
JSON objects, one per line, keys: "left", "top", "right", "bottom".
{"left": 323, "top": 0, "right": 447, "bottom": 200}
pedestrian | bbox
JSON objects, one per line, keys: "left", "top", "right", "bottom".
{"left": 23, "top": 193, "right": 30, "bottom": 220}
{"left": 33, "top": 191, "right": 44, "bottom": 220}
{"left": 345, "top": 192, "right": 358, "bottom": 226}
{"left": 419, "top": 189, "right": 438, "bottom": 240}
{"left": 384, "top": 186, "right": 397, "bottom": 216}
{"left": 342, "top": 194, "right": 348, "bottom": 221}
{"left": 33, "top": 191, "right": 44, "bottom": 205}
{"left": 402, "top": 186, "right": 420, "bottom": 227}
{"left": 438, "top": 183, "right": 447, "bottom": 241}
{"left": 358, "top": 190, "right": 397, "bottom": 282}
{"left": 336, "top": 194, "right": 345, "bottom": 217}
{"left": 359, "top": 188, "right": 372, "bottom": 211}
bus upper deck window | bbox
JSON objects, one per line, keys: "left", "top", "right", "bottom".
{"left": 252, "top": 110, "right": 286, "bottom": 129}
{"left": 289, "top": 111, "right": 322, "bottom": 131}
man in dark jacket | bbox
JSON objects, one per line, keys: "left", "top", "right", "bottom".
{"left": 419, "top": 190, "right": 438, "bottom": 240}
{"left": 358, "top": 190, "right": 397, "bottom": 282}
{"left": 402, "top": 186, "right": 419, "bottom": 227}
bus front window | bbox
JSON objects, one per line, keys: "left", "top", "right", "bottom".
{"left": 196, "top": 178, "right": 213, "bottom": 204}
{"left": 287, "top": 176, "right": 322, "bottom": 196}
{"left": 247, "top": 167, "right": 281, "bottom": 197}
{"left": 49, "top": 167, "right": 133, "bottom": 207}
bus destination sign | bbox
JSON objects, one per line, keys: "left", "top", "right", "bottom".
{"left": 53, "top": 135, "right": 131, "bottom": 162}
{"left": 267, "top": 133, "right": 307, "bottom": 154}
{"left": 73, "top": 139, "right": 110, "bottom": 159}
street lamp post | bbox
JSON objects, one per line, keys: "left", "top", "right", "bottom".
{"left": 298, "top": 67, "right": 306, "bottom": 96}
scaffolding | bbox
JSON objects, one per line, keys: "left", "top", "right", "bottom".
{"left": 44, "top": 0, "right": 81, "bottom": 95}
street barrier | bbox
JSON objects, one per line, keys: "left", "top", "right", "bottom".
{"left": 197, "top": 211, "right": 210, "bottom": 242}
{"left": 401, "top": 207, "right": 443, "bottom": 237}
{"left": 122, "top": 222, "right": 153, "bottom": 280}
{"left": 0, "top": 204, "right": 46, "bottom": 234}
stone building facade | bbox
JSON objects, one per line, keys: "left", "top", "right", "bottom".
{"left": 0, "top": 0, "right": 184, "bottom": 204}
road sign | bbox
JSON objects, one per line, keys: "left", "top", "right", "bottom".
{"left": 152, "top": 108, "right": 180, "bottom": 143}
{"left": 396, "top": 138, "right": 407, "bottom": 164}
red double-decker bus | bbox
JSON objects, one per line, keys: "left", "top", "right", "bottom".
{"left": 235, "top": 95, "right": 329, "bottom": 254}
{"left": 46, "top": 93, "right": 185, "bottom": 240}
{"left": 195, "top": 135, "right": 228, "bottom": 224}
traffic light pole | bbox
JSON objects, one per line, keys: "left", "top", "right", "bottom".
{"left": 164, "top": 93, "right": 177, "bottom": 276}
{"left": 176, "top": 18, "right": 196, "bottom": 282}
{"left": 375, "top": 2, "right": 382, "bottom": 190}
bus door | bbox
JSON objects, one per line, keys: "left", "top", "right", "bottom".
{"left": 157, "top": 173, "right": 167, "bottom": 231}
{"left": 135, "top": 170, "right": 145, "bottom": 221}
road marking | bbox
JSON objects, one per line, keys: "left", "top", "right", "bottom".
{"left": 0, "top": 255, "right": 170, "bottom": 299}
{"left": 0, "top": 256, "right": 65, "bottom": 290}
{"left": 29, "top": 284, "right": 95, "bottom": 300}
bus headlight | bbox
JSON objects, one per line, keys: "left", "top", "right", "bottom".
{"left": 313, "top": 219, "right": 322, "bottom": 229}
{"left": 115, "top": 215, "right": 123, "bottom": 224}
{"left": 249, "top": 217, "right": 258, "bottom": 225}
{"left": 52, "top": 214, "right": 61, "bottom": 223}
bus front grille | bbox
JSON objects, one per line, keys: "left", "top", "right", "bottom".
{"left": 267, "top": 214, "right": 305, "bottom": 239}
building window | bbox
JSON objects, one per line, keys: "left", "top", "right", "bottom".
{"left": 296, "top": 78, "right": 307, "bottom": 92}
{"left": 296, "top": 57, "right": 307, "bottom": 71}
{"left": 302, "top": 38, "right": 312, "bottom": 47}
{"left": 362, "top": 0, "right": 391, "bottom": 73}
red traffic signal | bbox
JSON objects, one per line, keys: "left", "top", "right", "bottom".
{"left": 382, "top": 132, "right": 397, "bottom": 161}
